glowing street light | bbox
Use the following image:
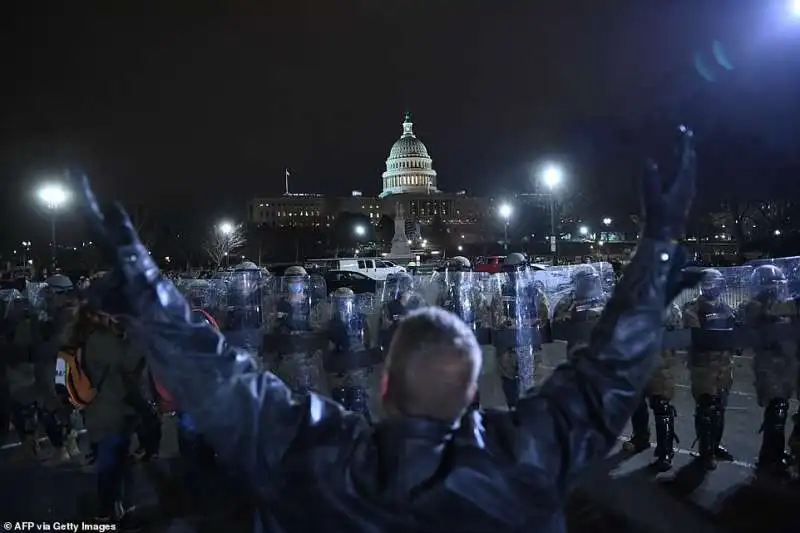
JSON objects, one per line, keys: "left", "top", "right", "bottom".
{"left": 36, "top": 182, "right": 70, "bottom": 269}
{"left": 602, "top": 217, "right": 612, "bottom": 226}
{"left": 790, "top": 0, "right": 800, "bottom": 17}
{"left": 218, "top": 221, "right": 234, "bottom": 235}
{"left": 579, "top": 225, "right": 589, "bottom": 236}
{"left": 774, "top": 229, "right": 782, "bottom": 236}
{"left": 354, "top": 225, "right": 366, "bottom": 237}
{"left": 540, "top": 164, "right": 563, "bottom": 258}
{"left": 499, "top": 203, "right": 512, "bottom": 251}
{"left": 457, "top": 245, "right": 463, "bottom": 252}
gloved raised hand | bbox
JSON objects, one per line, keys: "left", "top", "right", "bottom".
{"left": 641, "top": 125, "right": 696, "bottom": 242}
{"left": 639, "top": 126, "right": 701, "bottom": 303}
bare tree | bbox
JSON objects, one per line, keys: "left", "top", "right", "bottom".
{"left": 129, "top": 204, "right": 157, "bottom": 250}
{"left": 204, "top": 223, "right": 247, "bottom": 269}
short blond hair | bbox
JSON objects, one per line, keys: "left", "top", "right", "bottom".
{"left": 385, "top": 307, "right": 482, "bottom": 421}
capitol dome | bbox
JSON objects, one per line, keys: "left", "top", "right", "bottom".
{"left": 380, "top": 112, "right": 439, "bottom": 197}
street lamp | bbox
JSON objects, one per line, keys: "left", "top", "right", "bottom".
{"left": 354, "top": 225, "right": 366, "bottom": 237}
{"left": 774, "top": 229, "right": 782, "bottom": 236}
{"left": 37, "top": 183, "right": 69, "bottom": 270}
{"left": 602, "top": 217, "right": 612, "bottom": 226}
{"left": 540, "top": 163, "right": 563, "bottom": 260}
{"left": 499, "top": 203, "right": 512, "bottom": 251}
{"left": 579, "top": 225, "right": 589, "bottom": 236}
{"left": 218, "top": 221, "right": 234, "bottom": 235}
{"left": 217, "top": 221, "right": 235, "bottom": 267}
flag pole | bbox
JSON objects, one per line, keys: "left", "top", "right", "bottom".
{"left": 285, "top": 169, "right": 289, "bottom": 195}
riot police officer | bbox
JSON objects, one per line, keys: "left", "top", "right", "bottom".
{"left": 623, "top": 302, "right": 683, "bottom": 471}
{"left": 551, "top": 264, "right": 607, "bottom": 355}
{"left": 324, "top": 287, "right": 377, "bottom": 419}
{"left": 224, "top": 262, "right": 266, "bottom": 356}
{"left": 266, "top": 266, "right": 327, "bottom": 393}
{"left": 433, "top": 256, "right": 489, "bottom": 408}
{"left": 489, "top": 253, "right": 544, "bottom": 408}
{"left": 379, "top": 272, "right": 425, "bottom": 354}
{"left": 739, "top": 264, "right": 797, "bottom": 473}
{"left": 682, "top": 268, "right": 736, "bottom": 469}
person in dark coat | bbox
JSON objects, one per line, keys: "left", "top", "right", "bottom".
{"left": 74, "top": 126, "right": 699, "bottom": 533}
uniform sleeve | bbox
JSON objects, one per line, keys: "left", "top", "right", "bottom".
{"left": 509, "top": 239, "right": 677, "bottom": 496}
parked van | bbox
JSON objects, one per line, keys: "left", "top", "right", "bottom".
{"left": 305, "top": 257, "right": 405, "bottom": 280}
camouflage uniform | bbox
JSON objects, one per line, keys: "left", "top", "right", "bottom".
{"left": 551, "top": 265, "right": 607, "bottom": 358}
{"left": 738, "top": 264, "right": 798, "bottom": 472}
{"left": 682, "top": 268, "right": 737, "bottom": 469}
{"left": 623, "top": 303, "right": 682, "bottom": 471}
{"left": 490, "top": 267, "right": 541, "bottom": 408}
{"left": 265, "top": 268, "right": 327, "bottom": 394}
{"left": 324, "top": 288, "right": 377, "bottom": 419}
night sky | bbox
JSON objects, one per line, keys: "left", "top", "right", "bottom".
{"left": 1, "top": 1, "right": 798, "bottom": 246}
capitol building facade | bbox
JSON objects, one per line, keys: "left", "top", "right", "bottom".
{"left": 246, "top": 112, "right": 541, "bottom": 243}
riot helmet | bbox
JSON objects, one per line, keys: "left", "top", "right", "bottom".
{"left": 331, "top": 286, "right": 356, "bottom": 317}
{"left": 235, "top": 261, "right": 259, "bottom": 271}
{"left": 699, "top": 268, "right": 725, "bottom": 300}
{"left": 45, "top": 274, "right": 74, "bottom": 293}
{"left": 502, "top": 252, "right": 527, "bottom": 272}
{"left": 284, "top": 265, "right": 308, "bottom": 296}
{"left": 750, "top": 264, "right": 788, "bottom": 300}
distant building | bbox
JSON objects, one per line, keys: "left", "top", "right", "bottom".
{"left": 246, "top": 113, "right": 543, "bottom": 243}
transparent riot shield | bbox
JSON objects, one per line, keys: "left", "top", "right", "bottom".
{"left": 681, "top": 265, "right": 750, "bottom": 358}
{"left": 378, "top": 273, "right": 427, "bottom": 353}
{"left": 489, "top": 270, "right": 540, "bottom": 407}
{"left": 223, "top": 268, "right": 265, "bottom": 355}
{"left": 264, "top": 274, "right": 328, "bottom": 393}
{"left": 548, "top": 263, "right": 610, "bottom": 352}
{"left": 0, "top": 288, "right": 23, "bottom": 321}
{"left": 324, "top": 292, "right": 378, "bottom": 418}
{"left": 737, "top": 260, "right": 800, "bottom": 412}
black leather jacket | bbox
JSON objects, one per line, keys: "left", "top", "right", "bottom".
{"left": 126, "top": 238, "right": 677, "bottom": 533}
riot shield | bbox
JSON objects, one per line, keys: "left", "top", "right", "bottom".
{"left": 738, "top": 260, "right": 800, "bottom": 409}
{"left": 324, "top": 292, "right": 378, "bottom": 417}
{"left": 489, "top": 269, "right": 540, "bottom": 407}
{"left": 378, "top": 273, "right": 427, "bottom": 353}
{"left": 548, "top": 263, "right": 612, "bottom": 351}
{"left": 264, "top": 274, "right": 328, "bottom": 393}
{"left": 679, "top": 265, "right": 750, "bottom": 354}
{"left": 222, "top": 268, "right": 266, "bottom": 355}
{"left": 0, "top": 288, "right": 23, "bottom": 321}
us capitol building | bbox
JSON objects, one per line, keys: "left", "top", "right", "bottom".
{"left": 247, "top": 112, "right": 543, "bottom": 243}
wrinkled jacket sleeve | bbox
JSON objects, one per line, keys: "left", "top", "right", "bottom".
{"left": 115, "top": 248, "right": 346, "bottom": 498}
{"left": 513, "top": 238, "right": 676, "bottom": 495}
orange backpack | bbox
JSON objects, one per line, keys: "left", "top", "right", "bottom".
{"left": 54, "top": 345, "right": 96, "bottom": 409}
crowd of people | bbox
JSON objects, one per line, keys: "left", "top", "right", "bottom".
{"left": 12, "top": 130, "right": 795, "bottom": 532}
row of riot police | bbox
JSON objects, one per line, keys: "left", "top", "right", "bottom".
{"left": 201, "top": 256, "right": 800, "bottom": 476}
{"left": 203, "top": 256, "right": 557, "bottom": 422}
{"left": 547, "top": 257, "right": 800, "bottom": 475}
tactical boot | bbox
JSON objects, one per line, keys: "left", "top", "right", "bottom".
{"left": 652, "top": 397, "right": 677, "bottom": 472}
{"left": 622, "top": 399, "right": 651, "bottom": 453}
{"left": 757, "top": 399, "right": 791, "bottom": 475}
{"left": 694, "top": 396, "right": 716, "bottom": 470}
{"left": 711, "top": 396, "right": 734, "bottom": 463}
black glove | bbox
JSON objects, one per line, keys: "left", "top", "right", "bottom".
{"left": 69, "top": 171, "right": 160, "bottom": 319}
{"left": 641, "top": 125, "right": 696, "bottom": 241}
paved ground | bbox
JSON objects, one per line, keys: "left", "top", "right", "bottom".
{"left": 1, "top": 342, "right": 797, "bottom": 532}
